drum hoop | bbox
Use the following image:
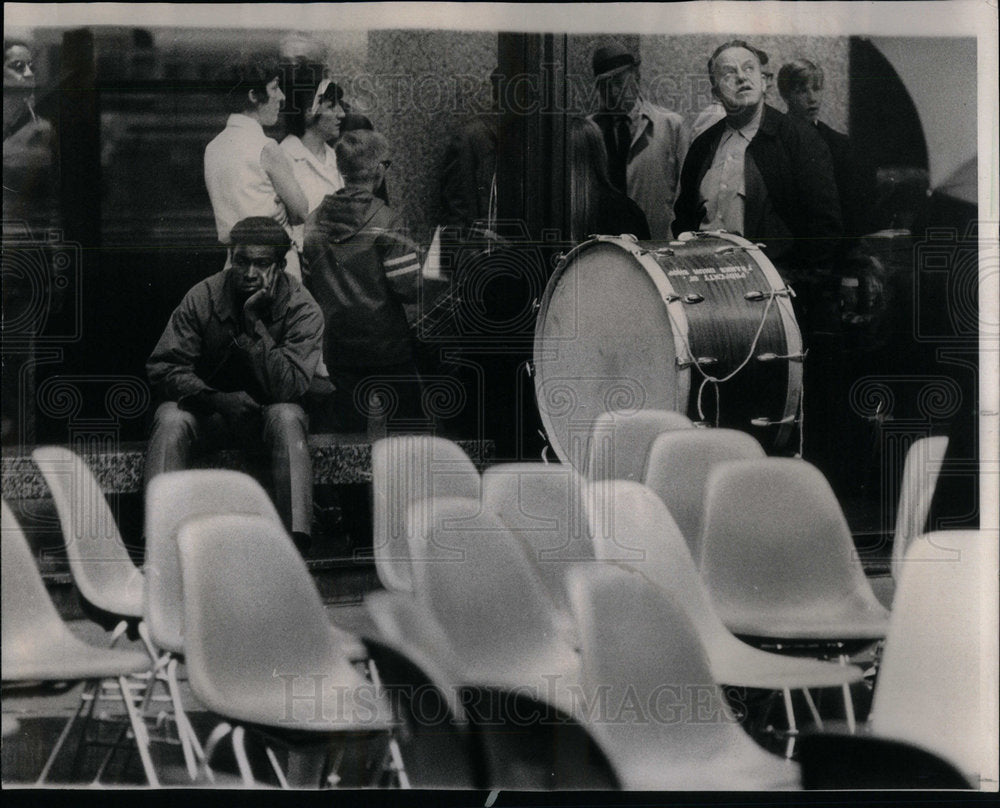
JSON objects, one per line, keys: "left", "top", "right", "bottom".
{"left": 533, "top": 235, "right": 692, "bottom": 466}
{"left": 686, "top": 231, "right": 803, "bottom": 446}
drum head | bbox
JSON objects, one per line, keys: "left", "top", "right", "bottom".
{"left": 534, "top": 241, "right": 681, "bottom": 469}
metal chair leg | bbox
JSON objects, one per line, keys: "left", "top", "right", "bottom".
{"left": 118, "top": 674, "right": 159, "bottom": 786}
{"left": 232, "top": 725, "right": 254, "bottom": 786}
{"left": 839, "top": 654, "right": 857, "bottom": 734}
{"left": 367, "top": 657, "right": 410, "bottom": 788}
{"left": 265, "top": 745, "right": 290, "bottom": 789}
{"left": 801, "top": 688, "right": 824, "bottom": 730}
{"left": 202, "top": 720, "right": 233, "bottom": 778}
{"left": 781, "top": 687, "right": 798, "bottom": 759}
{"left": 36, "top": 682, "right": 92, "bottom": 783}
{"left": 161, "top": 657, "right": 200, "bottom": 781}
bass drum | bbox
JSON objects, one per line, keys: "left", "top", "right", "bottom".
{"left": 533, "top": 232, "right": 803, "bottom": 470}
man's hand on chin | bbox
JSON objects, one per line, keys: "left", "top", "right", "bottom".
{"left": 242, "top": 287, "right": 273, "bottom": 335}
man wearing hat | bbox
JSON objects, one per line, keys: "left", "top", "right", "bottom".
{"left": 589, "top": 41, "right": 688, "bottom": 239}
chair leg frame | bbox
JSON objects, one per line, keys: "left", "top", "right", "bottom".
{"left": 36, "top": 673, "right": 159, "bottom": 786}
{"left": 781, "top": 687, "right": 798, "bottom": 759}
{"left": 36, "top": 681, "right": 94, "bottom": 783}
{"left": 367, "top": 658, "right": 410, "bottom": 789}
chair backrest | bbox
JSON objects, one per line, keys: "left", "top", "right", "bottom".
{"left": 565, "top": 563, "right": 779, "bottom": 788}
{"left": 144, "top": 470, "right": 283, "bottom": 654}
{"left": 406, "top": 497, "right": 577, "bottom": 687}
{"left": 32, "top": 445, "right": 143, "bottom": 617}
{"left": 372, "top": 436, "right": 481, "bottom": 593}
{"left": 798, "top": 734, "right": 975, "bottom": 790}
{"left": 365, "top": 589, "right": 467, "bottom": 694}
{"left": 462, "top": 685, "right": 619, "bottom": 790}
{"left": 872, "top": 530, "right": 991, "bottom": 785}
{"left": 643, "top": 428, "right": 764, "bottom": 558}
{"left": 585, "top": 480, "right": 740, "bottom": 659}
{"left": 2, "top": 499, "right": 74, "bottom": 678}
{"left": 481, "top": 463, "right": 592, "bottom": 614}
{"left": 584, "top": 409, "right": 693, "bottom": 482}
{"left": 698, "top": 458, "right": 885, "bottom": 632}
{"left": 890, "top": 435, "right": 949, "bottom": 581}
{"left": 176, "top": 513, "right": 386, "bottom": 729}
{"left": 361, "top": 634, "right": 487, "bottom": 789}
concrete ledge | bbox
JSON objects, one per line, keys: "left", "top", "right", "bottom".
{"left": 2, "top": 434, "right": 495, "bottom": 500}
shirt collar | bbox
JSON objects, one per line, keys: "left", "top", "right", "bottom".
{"left": 628, "top": 97, "right": 648, "bottom": 130}
{"left": 226, "top": 113, "right": 265, "bottom": 134}
{"left": 725, "top": 102, "right": 764, "bottom": 142}
{"left": 282, "top": 134, "right": 335, "bottom": 168}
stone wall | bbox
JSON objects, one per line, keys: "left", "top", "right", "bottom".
{"left": 308, "top": 30, "right": 848, "bottom": 247}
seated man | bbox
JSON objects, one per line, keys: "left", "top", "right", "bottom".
{"left": 145, "top": 216, "right": 324, "bottom": 552}
{"left": 303, "top": 129, "right": 423, "bottom": 433}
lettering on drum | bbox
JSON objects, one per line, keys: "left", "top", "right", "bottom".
{"left": 669, "top": 265, "right": 751, "bottom": 283}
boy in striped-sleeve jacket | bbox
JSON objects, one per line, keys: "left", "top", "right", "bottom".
{"left": 303, "top": 130, "right": 424, "bottom": 432}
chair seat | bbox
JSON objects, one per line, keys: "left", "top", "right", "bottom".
{"left": 717, "top": 595, "right": 890, "bottom": 642}
{"left": 194, "top": 637, "right": 394, "bottom": 732}
{"left": 2, "top": 628, "right": 149, "bottom": 681}
{"left": 708, "top": 632, "right": 864, "bottom": 689}
{"left": 460, "top": 645, "right": 582, "bottom": 716}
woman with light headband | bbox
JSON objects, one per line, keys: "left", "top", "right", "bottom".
{"left": 281, "top": 62, "right": 346, "bottom": 215}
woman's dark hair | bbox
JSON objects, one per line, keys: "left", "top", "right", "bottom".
{"left": 214, "top": 52, "right": 281, "bottom": 114}
{"left": 569, "top": 116, "right": 616, "bottom": 242}
{"left": 281, "top": 60, "right": 343, "bottom": 137}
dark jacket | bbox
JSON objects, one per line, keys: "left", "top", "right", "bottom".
{"left": 673, "top": 104, "right": 842, "bottom": 278}
{"left": 146, "top": 269, "right": 324, "bottom": 406}
{"left": 583, "top": 185, "right": 652, "bottom": 241}
{"left": 815, "top": 120, "right": 875, "bottom": 253}
{"left": 440, "top": 114, "right": 498, "bottom": 232}
{"left": 303, "top": 187, "right": 421, "bottom": 368}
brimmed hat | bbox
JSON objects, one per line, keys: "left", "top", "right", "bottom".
{"left": 592, "top": 42, "right": 639, "bottom": 79}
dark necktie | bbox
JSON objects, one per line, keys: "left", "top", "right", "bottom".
{"left": 598, "top": 114, "right": 630, "bottom": 193}
{"left": 612, "top": 115, "right": 631, "bottom": 191}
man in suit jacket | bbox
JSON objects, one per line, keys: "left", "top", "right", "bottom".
{"left": 589, "top": 42, "right": 688, "bottom": 239}
{"left": 673, "top": 40, "right": 842, "bottom": 304}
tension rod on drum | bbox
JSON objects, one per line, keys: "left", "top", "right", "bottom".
{"left": 757, "top": 351, "right": 807, "bottom": 363}
{"left": 744, "top": 288, "right": 795, "bottom": 301}
{"left": 664, "top": 293, "right": 705, "bottom": 305}
{"left": 750, "top": 415, "right": 798, "bottom": 427}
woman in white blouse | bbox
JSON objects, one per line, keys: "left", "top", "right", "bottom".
{"left": 280, "top": 63, "right": 345, "bottom": 218}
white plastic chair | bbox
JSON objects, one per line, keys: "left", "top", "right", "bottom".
{"left": 2, "top": 500, "right": 157, "bottom": 785}
{"left": 642, "top": 428, "right": 764, "bottom": 558}
{"left": 584, "top": 409, "right": 693, "bottom": 482}
{"left": 587, "top": 481, "right": 864, "bottom": 757}
{"left": 371, "top": 436, "right": 480, "bottom": 592}
{"left": 871, "top": 530, "right": 992, "bottom": 786}
{"left": 566, "top": 563, "right": 799, "bottom": 789}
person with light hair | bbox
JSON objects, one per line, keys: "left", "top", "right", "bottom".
{"left": 777, "top": 57, "right": 875, "bottom": 258}
{"left": 303, "top": 130, "right": 424, "bottom": 432}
